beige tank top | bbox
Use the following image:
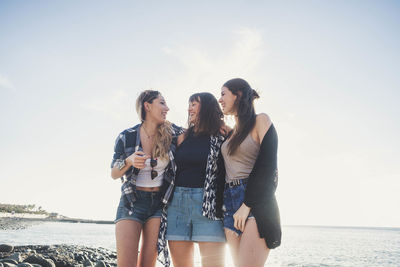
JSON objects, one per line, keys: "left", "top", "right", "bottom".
{"left": 221, "top": 133, "right": 260, "bottom": 183}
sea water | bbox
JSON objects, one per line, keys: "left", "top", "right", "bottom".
{"left": 1, "top": 223, "right": 399, "bottom": 266}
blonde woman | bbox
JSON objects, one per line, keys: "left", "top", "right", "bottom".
{"left": 111, "top": 90, "right": 182, "bottom": 267}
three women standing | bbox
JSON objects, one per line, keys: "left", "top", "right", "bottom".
{"left": 110, "top": 79, "right": 281, "bottom": 267}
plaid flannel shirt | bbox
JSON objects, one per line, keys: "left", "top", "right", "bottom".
{"left": 111, "top": 123, "right": 183, "bottom": 213}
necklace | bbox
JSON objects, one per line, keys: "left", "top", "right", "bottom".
{"left": 142, "top": 124, "right": 155, "bottom": 139}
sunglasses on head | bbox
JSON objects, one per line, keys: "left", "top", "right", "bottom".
{"left": 143, "top": 91, "right": 159, "bottom": 104}
{"left": 150, "top": 157, "right": 158, "bottom": 179}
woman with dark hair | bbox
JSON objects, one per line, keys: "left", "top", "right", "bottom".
{"left": 159, "top": 92, "right": 226, "bottom": 267}
{"left": 110, "top": 90, "right": 182, "bottom": 267}
{"left": 219, "top": 78, "right": 281, "bottom": 267}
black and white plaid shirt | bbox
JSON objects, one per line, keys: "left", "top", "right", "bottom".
{"left": 111, "top": 123, "right": 183, "bottom": 213}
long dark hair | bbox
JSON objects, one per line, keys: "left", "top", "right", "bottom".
{"left": 223, "top": 78, "right": 260, "bottom": 155}
{"left": 186, "top": 92, "right": 224, "bottom": 137}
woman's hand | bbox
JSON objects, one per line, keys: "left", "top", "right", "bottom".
{"left": 126, "top": 151, "right": 150, "bottom": 169}
{"left": 220, "top": 122, "right": 232, "bottom": 137}
{"left": 233, "top": 203, "right": 251, "bottom": 232}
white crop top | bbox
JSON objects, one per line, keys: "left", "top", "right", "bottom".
{"left": 136, "top": 157, "right": 168, "bottom": 187}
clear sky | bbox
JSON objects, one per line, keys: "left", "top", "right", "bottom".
{"left": 1, "top": 0, "right": 399, "bottom": 227}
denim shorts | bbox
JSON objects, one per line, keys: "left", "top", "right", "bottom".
{"left": 166, "top": 187, "right": 226, "bottom": 242}
{"left": 223, "top": 180, "right": 254, "bottom": 236}
{"left": 115, "top": 190, "right": 162, "bottom": 224}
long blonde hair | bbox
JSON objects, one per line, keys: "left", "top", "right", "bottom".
{"left": 135, "top": 90, "right": 172, "bottom": 160}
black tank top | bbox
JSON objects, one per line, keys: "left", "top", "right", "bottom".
{"left": 175, "top": 132, "right": 210, "bottom": 188}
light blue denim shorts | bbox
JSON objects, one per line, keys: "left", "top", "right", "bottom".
{"left": 166, "top": 187, "right": 226, "bottom": 242}
{"left": 115, "top": 190, "right": 162, "bottom": 224}
{"left": 223, "top": 180, "right": 254, "bottom": 235}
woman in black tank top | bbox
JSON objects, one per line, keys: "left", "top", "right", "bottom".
{"left": 165, "top": 92, "right": 227, "bottom": 267}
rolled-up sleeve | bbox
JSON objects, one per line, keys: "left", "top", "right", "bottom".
{"left": 111, "top": 133, "right": 125, "bottom": 168}
{"left": 171, "top": 123, "right": 184, "bottom": 137}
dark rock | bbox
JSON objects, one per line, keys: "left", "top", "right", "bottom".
{"left": 74, "top": 255, "right": 84, "bottom": 262}
{"left": 0, "top": 252, "right": 8, "bottom": 259}
{"left": 0, "top": 260, "right": 18, "bottom": 265}
{"left": 82, "top": 260, "right": 92, "bottom": 267}
{"left": 16, "top": 263, "right": 32, "bottom": 267}
{"left": 5, "top": 253, "right": 22, "bottom": 263}
{"left": 24, "top": 255, "right": 55, "bottom": 267}
{"left": 48, "top": 255, "right": 75, "bottom": 267}
{"left": 5, "top": 245, "right": 115, "bottom": 267}
{"left": 94, "top": 261, "right": 106, "bottom": 267}
{"left": 107, "top": 254, "right": 115, "bottom": 260}
{"left": 36, "top": 246, "right": 49, "bottom": 251}
{"left": 44, "top": 259, "right": 55, "bottom": 267}
{"left": 0, "top": 245, "right": 14, "bottom": 253}
{"left": 2, "top": 263, "right": 17, "bottom": 267}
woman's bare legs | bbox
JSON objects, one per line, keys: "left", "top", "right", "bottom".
{"left": 137, "top": 217, "right": 161, "bottom": 267}
{"left": 225, "top": 219, "right": 270, "bottom": 267}
{"left": 115, "top": 220, "right": 142, "bottom": 267}
{"left": 169, "top": 241, "right": 195, "bottom": 267}
{"left": 225, "top": 229, "right": 240, "bottom": 266}
{"left": 198, "top": 242, "right": 225, "bottom": 267}
{"left": 238, "top": 219, "right": 269, "bottom": 267}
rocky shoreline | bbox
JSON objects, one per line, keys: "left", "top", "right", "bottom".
{"left": 0, "top": 217, "right": 113, "bottom": 231}
{"left": 0, "top": 216, "right": 117, "bottom": 266}
{"left": 0, "top": 244, "right": 117, "bottom": 267}
{"left": 0, "top": 218, "right": 43, "bottom": 231}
